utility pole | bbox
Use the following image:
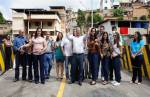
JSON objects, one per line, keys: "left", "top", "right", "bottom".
{"left": 91, "top": 0, "right": 93, "bottom": 27}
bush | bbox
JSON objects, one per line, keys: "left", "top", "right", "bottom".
{"left": 140, "top": 15, "right": 147, "bottom": 20}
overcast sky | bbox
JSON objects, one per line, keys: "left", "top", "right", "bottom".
{"left": 0, "top": 0, "right": 100, "bottom": 20}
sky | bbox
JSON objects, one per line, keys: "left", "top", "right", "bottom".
{"left": 0, "top": 0, "right": 100, "bottom": 20}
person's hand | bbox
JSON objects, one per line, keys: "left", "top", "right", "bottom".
{"left": 63, "top": 52, "right": 66, "bottom": 56}
{"left": 111, "top": 54, "right": 113, "bottom": 59}
{"left": 101, "top": 54, "right": 103, "bottom": 59}
{"left": 95, "top": 42, "right": 99, "bottom": 46}
{"left": 39, "top": 49, "right": 45, "bottom": 54}
{"left": 91, "top": 40, "right": 95, "bottom": 44}
{"left": 87, "top": 27, "right": 92, "bottom": 34}
{"left": 19, "top": 47, "right": 25, "bottom": 54}
{"left": 95, "top": 39, "right": 98, "bottom": 42}
{"left": 132, "top": 54, "right": 135, "bottom": 58}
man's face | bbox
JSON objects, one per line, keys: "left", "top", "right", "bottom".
{"left": 46, "top": 32, "right": 50, "bottom": 39}
{"left": 99, "top": 27, "right": 104, "bottom": 32}
{"left": 19, "top": 30, "right": 24, "bottom": 36}
{"left": 76, "top": 27, "right": 80, "bottom": 36}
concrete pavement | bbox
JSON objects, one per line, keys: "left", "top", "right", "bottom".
{"left": 0, "top": 68, "right": 150, "bottom": 97}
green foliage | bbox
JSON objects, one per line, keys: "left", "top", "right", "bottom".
{"left": 140, "top": 15, "right": 147, "bottom": 20}
{"left": 133, "top": 17, "right": 138, "bottom": 20}
{"left": 118, "top": 16, "right": 124, "bottom": 20}
{"left": 76, "top": 9, "right": 86, "bottom": 27}
{"left": 87, "top": 13, "right": 103, "bottom": 25}
{"left": 0, "top": 11, "right": 5, "bottom": 23}
{"left": 113, "top": 8, "right": 124, "bottom": 17}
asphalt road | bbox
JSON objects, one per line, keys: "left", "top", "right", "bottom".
{"left": 0, "top": 68, "right": 150, "bottom": 97}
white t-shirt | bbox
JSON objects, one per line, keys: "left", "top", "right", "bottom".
{"left": 112, "top": 43, "right": 121, "bottom": 57}
{"left": 61, "top": 37, "right": 73, "bottom": 56}
{"left": 67, "top": 34, "right": 86, "bottom": 54}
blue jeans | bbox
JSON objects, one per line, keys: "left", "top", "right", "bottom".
{"left": 97, "top": 54, "right": 101, "bottom": 79}
{"left": 71, "top": 53, "right": 84, "bottom": 82}
{"left": 102, "top": 56, "right": 110, "bottom": 81}
{"left": 112, "top": 56, "right": 121, "bottom": 82}
{"left": 88, "top": 53, "right": 99, "bottom": 81}
{"left": 33, "top": 54, "right": 45, "bottom": 83}
{"left": 44, "top": 53, "right": 53, "bottom": 78}
{"left": 64, "top": 56, "right": 72, "bottom": 79}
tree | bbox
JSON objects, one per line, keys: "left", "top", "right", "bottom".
{"left": 76, "top": 9, "right": 86, "bottom": 28}
{"left": 113, "top": 8, "right": 124, "bottom": 17}
{"left": 0, "top": 11, "right": 5, "bottom": 23}
{"left": 87, "top": 13, "right": 103, "bottom": 26}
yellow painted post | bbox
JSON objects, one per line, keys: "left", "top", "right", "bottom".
{"left": 123, "top": 54, "right": 128, "bottom": 70}
{"left": 126, "top": 46, "right": 132, "bottom": 71}
{"left": 0, "top": 51, "right": 5, "bottom": 72}
{"left": 143, "top": 47, "right": 150, "bottom": 78}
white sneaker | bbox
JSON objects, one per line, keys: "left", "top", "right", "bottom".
{"left": 113, "top": 82, "right": 120, "bottom": 86}
{"left": 137, "top": 82, "right": 141, "bottom": 85}
{"left": 101, "top": 77, "right": 104, "bottom": 81}
{"left": 111, "top": 81, "right": 116, "bottom": 84}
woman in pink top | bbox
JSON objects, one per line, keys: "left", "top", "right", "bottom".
{"left": 22, "top": 27, "right": 47, "bottom": 84}
{"left": 3, "top": 35, "right": 13, "bottom": 70}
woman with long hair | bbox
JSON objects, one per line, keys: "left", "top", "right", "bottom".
{"left": 22, "top": 27, "right": 47, "bottom": 84}
{"left": 100, "top": 32, "right": 111, "bottom": 85}
{"left": 3, "top": 34, "right": 13, "bottom": 70}
{"left": 87, "top": 28, "right": 100, "bottom": 85}
{"left": 130, "top": 31, "right": 144, "bottom": 84}
{"left": 54, "top": 32, "right": 64, "bottom": 80}
{"left": 111, "top": 32, "right": 122, "bottom": 86}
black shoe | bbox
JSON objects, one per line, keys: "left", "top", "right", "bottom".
{"left": 22, "top": 78, "right": 26, "bottom": 81}
{"left": 28, "top": 79, "right": 32, "bottom": 82}
{"left": 45, "top": 76, "right": 49, "bottom": 79}
{"left": 68, "top": 81, "right": 75, "bottom": 84}
{"left": 35, "top": 81, "right": 39, "bottom": 84}
{"left": 13, "top": 78, "right": 19, "bottom": 82}
{"left": 78, "top": 82, "right": 82, "bottom": 86}
{"left": 41, "top": 81, "right": 45, "bottom": 84}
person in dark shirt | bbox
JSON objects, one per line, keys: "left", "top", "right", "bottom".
{"left": 13, "top": 30, "right": 27, "bottom": 82}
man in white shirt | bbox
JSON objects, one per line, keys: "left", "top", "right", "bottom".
{"left": 67, "top": 27, "right": 88, "bottom": 86}
{"left": 61, "top": 35, "right": 73, "bottom": 80}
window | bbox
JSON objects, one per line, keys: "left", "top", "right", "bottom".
{"left": 50, "top": 31, "right": 54, "bottom": 36}
{"left": 35, "top": 22, "right": 40, "bottom": 26}
{"left": 111, "top": 21, "right": 116, "bottom": 26}
{"left": 118, "top": 21, "right": 130, "bottom": 27}
{"left": 47, "top": 22, "right": 52, "bottom": 26}
{"left": 104, "top": 7, "right": 108, "bottom": 10}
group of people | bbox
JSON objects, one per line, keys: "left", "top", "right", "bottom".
{"left": 3, "top": 25, "right": 145, "bottom": 86}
